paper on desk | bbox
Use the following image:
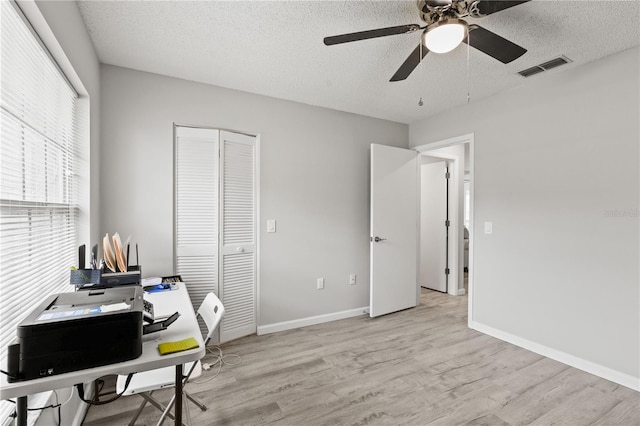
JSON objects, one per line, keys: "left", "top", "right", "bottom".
{"left": 142, "top": 277, "right": 162, "bottom": 286}
{"left": 113, "top": 232, "right": 127, "bottom": 273}
{"left": 100, "top": 302, "right": 130, "bottom": 313}
{"left": 103, "top": 233, "right": 116, "bottom": 272}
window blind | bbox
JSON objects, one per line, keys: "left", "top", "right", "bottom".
{"left": 0, "top": 1, "right": 80, "bottom": 424}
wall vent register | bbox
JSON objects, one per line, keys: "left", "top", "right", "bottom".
{"left": 518, "top": 55, "right": 572, "bottom": 78}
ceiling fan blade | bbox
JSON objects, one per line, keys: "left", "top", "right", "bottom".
{"left": 471, "top": 0, "right": 531, "bottom": 16}
{"left": 324, "top": 24, "right": 421, "bottom": 46}
{"left": 464, "top": 25, "right": 526, "bottom": 64}
{"left": 390, "top": 44, "right": 429, "bottom": 82}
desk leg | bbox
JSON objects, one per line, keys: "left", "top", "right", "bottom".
{"left": 16, "top": 396, "right": 27, "bottom": 426}
{"left": 174, "top": 364, "right": 183, "bottom": 426}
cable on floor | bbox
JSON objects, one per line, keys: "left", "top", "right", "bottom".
{"left": 192, "top": 345, "right": 242, "bottom": 384}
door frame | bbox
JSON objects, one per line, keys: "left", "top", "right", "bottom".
{"left": 414, "top": 133, "right": 474, "bottom": 323}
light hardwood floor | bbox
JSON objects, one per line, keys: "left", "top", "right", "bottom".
{"left": 83, "top": 289, "right": 639, "bottom": 425}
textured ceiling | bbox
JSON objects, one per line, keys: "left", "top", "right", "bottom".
{"left": 78, "top": 0, "right": 640, "bottom": 124}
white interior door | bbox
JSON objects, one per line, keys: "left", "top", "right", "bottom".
{"left": 420, "top": 160, "right": 448, "bottom": 292}
{"left": 370, "top": 144, "right": 418, "bottom": 318}
{"left": 219, "top": 130, "right": 257, "bottom": 342}
{"left": 175, "top": 127, "right": 220, "bottom": 333}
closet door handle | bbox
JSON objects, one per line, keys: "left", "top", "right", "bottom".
{"left": 373, "top": 236, "right": 386, "bottom": 243}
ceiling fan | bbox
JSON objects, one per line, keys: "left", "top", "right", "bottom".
{"left": 323, "top": 0, "right": 530, "bottom": 82}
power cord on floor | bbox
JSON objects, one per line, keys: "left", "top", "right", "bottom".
{"left": 193, "top": 345, "right": 241, "bottom": 384}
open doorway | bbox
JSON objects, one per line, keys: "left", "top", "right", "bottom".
{"left": 419, "top": 156, "right": 450, "bottom": 293}
{"left": 368, "top": 136, "right": 474, "bottom": 321}
{"left": 415, "top": 134, "right": 473, "bottom": 308}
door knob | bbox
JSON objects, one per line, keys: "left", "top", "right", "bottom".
{"left": 374, "top": 236, "right": 386, "bottom": 243}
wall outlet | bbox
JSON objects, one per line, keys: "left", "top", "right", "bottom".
{"left": 317, "top": 278, "right": 324, "bottom": 290}
{"left": 349, "top": 273, "right": 356, "bottom": 285}
{"left": 267, "top": 219, "right": 276, "bottom": 233}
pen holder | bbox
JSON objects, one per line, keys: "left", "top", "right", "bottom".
{"left": 70, "top": 269, "right": 101, "bottom": 285}
{"left": 100, "top": 265, "right": 142, "bottom": 286}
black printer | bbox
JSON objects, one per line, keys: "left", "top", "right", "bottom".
{"left": 7, "top": 286, "right": 143, "bottom": 382}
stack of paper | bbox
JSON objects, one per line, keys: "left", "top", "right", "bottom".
{"left": 103, "top": 232, "right": 132, "bottom": 272}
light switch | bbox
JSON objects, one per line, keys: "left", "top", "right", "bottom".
{"left": 267, "top": 219, "right": 276, "bottom": 233}
{"left": 484, "top": 221, "right": 493, "bottom": 234}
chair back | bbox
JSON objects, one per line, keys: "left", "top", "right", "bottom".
{"left": 197, "top": 292, "right": 225, "bottom": 345}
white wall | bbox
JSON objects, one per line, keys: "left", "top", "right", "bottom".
{"left": 409, "top": 47, "right": 639, "bottom": 385}
{"left": 100, "top": 65, "right": 408, "bottom": 326}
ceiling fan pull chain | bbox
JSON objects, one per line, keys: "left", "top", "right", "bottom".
{"left": 419, "top": 33, "right": 425, "bottom": 107}
{"left": 466, "top": 29, "right": 471, "bottom": 103}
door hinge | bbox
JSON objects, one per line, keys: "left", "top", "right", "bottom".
{"left": 445, "top": 268, "right": 450, "bottom": 275}
{"left": 445, "top": 220, "right": 450, "bottom": 227}
{"left": 445, "top": 172, "right": 450, "bottom": 179}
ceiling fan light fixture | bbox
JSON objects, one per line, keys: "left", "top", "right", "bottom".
{"left": 424, "top": 19, "right": 468, "bottom": 54}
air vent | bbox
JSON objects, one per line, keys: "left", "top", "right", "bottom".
{"left": 518, "top": 66, "right": 545, "bottom": 78}
{"left": 518, "top": 55, "right": 572, "bottom": 78}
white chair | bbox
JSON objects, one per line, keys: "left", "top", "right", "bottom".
{"left": 116, "top": 292, "right": 225, "bottom": 426}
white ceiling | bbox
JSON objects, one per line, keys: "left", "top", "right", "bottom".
{"left": 78, "top": 0, "right": 640, "bottom": 124}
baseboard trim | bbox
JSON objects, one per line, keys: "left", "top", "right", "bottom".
{"left": 258, "top": 307, "right": 369, "bottom": 335}
{"left": 469, "top": 320, "right": 639, "bottom": 392}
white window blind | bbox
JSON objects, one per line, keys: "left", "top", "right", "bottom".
{"left": 0, "top": 1, "right": 80, "bottom": 423}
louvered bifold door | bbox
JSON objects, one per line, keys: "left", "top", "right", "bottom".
{"left": 219, "top": 130, "right": 257, "bottom": 342}
{"left": 175, "top": 126, "right": 219, "bottom": 337}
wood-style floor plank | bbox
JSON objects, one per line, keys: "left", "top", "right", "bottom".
{"left": 83, "top": 289, "right": 639, "bottom": 426}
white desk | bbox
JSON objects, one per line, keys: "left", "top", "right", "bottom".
{"left": 0, "top": 282, "right": 205, "bottom": 426}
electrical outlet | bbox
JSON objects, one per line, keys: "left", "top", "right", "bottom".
{"left": 317, "top": 278, "right": 324, "bottom": 290}
{"left": 349, "top": 273, "right": 356, "bottom": 285}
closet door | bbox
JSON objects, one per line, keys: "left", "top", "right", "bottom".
{"left": 174, "top": 126, "right": 219, "bottom": 334}
{"left": 219, "top": 130, "right": 257, "bottom": 342}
